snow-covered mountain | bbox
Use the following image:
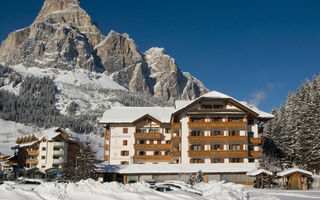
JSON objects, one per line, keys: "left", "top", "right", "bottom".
{"left": 0, "top": 0, "right": 208, "bottom": 101}
{"left": 0, "top": 0, "right": 209, "bottom": 147}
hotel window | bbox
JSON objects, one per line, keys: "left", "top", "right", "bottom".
{"left": 229, "top": 131, "right": 238, "bottom": 136}
{"left": 247, "top": 119, "right": 254, "bottom": 125}
{"left": 248, "top": 145, "right": 254, "bottom": 151}
{"left": 42, "top": 147, "right": 46, "bottom": 151}
{"left": 229, "top": 117, "right": 240, "bottom": 122}
{"left": 248, "top": 132, "right": 254, "bottom": 138}
{"left": 165, "top": 140, "right": 171, "bottom": 144}
{"left": 214, "top": 131, "right": 220, "bottom": 136}
{"left": 123, "top": 128, "right": 128, "bottom": 134}
{"left": 139, "top": 151, "right": 145, "bottom": 156}
{"left": 213, "top": 117, "right": 221, "bottom": 122}
{"left": 120, "top": 161, "right": 129, "bottom": 165}
{"left": 211, "top": 158, "right": 222, "bottom": 163}
{"left": 230, "top": 158, "right": 242, "bottom": 163}
{"left": 213, "top": 105, "right": 223, "bottom": 109}
{"left": 165, "top": 151, "right": 171, "bottom": 155}
{"left": 201, "top": 105, "right": 212, "bottom": 109}
{"left": 249, "top": 158, "right": 255, "bottom": 163}
{"left": 149, "top": 128, "right": 159, "bottom": 133}
{"left": 191, "top": 131, "right": 201, "bottom": 137}
{"left": 191, "top": 145, "right": 202, "bottom": 151}
{"left": 121, "top": 151, "right": 129, "bottom": 156}
{"left": 213, "top": 144, "right": 221, "bottom": 150}
{"left": 138, "top": 140, "right": 145, "bottom": 144}
{"left": 154, "top": 151, "right": 160, "bottom": 155}
{"left": 190, "top": 159, "right": 203, "bottom": 163}
{"left": 123, "top": 140, "right": 128, "bottom": 146}
{"left": 231, "top": 144, "right": 240, "bottom": 150}
{"left": 41, "top": 156, "right": 45, "bottom": 159}
{"left": 191, "top": 118, "right": 202, "bottom": 122}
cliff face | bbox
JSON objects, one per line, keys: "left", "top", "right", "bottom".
{"left": 0, "top": 0, "right": 208, "bottom": 100}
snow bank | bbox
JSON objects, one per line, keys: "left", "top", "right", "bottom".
{"left": 34, "top": 179, "right": 249, "bottom": 200}
{"left": 194, "top": 181, "right": 248, "bottom": 200}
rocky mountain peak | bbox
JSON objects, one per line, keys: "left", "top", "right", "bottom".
{"left": 35, "top": 0, "right": 80, "bottom": 21}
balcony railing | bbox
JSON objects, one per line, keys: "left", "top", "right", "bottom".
{"left": 188, "top": 150, "right": 248, "bottom": 158}
{"left": 249, "top": 151, "right": 262, "bottom": 158}
{"left": 133, "top": 155, "right": 172, "bottom": 162}
{"left": 53, "top": 159, "right": 64, "bottom": 164}
{"left": 134, "top": 133, "right": 162, "bottom": 139}
{"left": 53, "top": 142, "right": 64, "bottom": 147}
{"left": 172, "top": 136, "right": 181, "bottom": 143}
{"left": 27, "top": 150, "right": 39, "bottom": 156}
{"left": 171, "top": 123, "right": 181, "bottom": 129}
{"left": 105, "top": 133, "right": 110, "bottom": 140}
{"left": 26, "top": 159, "right": 39, "bottom": 164}
{"left": 172, "top": 151, "right": 181, "bottom": 157}
{"left": 188, "top": 121, "right": 246, "bottom": 129}
{"left": 104, "top": 145, "right": 110, "bottom": 150}
{"left": 188, "top": 136, "right": 247, "bottom": 143}
{"left": 134, "top": 144, "right": 172, "bottom": 150}
{"left": 53, "top": 151, "right": 64, "bottom": 156}
{"left": 104, "top": 155, "right": 109, "bottom": 161}
{"left": 249, "top": 138, "right": 262, "bottom": 145}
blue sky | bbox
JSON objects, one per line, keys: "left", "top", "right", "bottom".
{"left": 1, "top": 0, "right": 320, "bottom": 112}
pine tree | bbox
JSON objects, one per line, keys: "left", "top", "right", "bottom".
{"left": 74, "top": 139, "right": 97, "bottom": 181}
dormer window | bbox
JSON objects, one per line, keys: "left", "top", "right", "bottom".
{"left": 213, "top": 105, "right": 223, "bottom": 109}
{"left": 201, "top": 105, "right": 212, "bottom": 109}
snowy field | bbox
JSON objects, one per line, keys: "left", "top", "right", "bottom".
{"left": 0, "top": 179, "right": 319, "bottom": 200}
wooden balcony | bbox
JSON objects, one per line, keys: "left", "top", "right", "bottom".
{"left": 27, "top": 150, "right": 39, "bottom": 156}
{"left": 188, "top": 136, "right": 247, "bottom": 143}
{"left": 249, "top": 138, "right": 262, "bottom": 145}
{"left": 226, "top": 122, "right": 246, "bottom": 128}
{"left": 249, "top": 151, "right": 262, "bottom": 158}
{"left": 26, "top": 159, "right": 39, "bottom": 164}
{"left": 104, "top": 155, "right": 109, "bottom": 161}
{"left": 172, "top": 136, "right": 181, "bottom": 143}
{"left": 172, "top": 151, "right": 181, "bottom": 157}
{"left": 134, "top": 144, "right": 172, "bottom": 150}
{"left": 188, "top": 121, "right": 246, "bottom": 129}
{"left": 172, "top": 123, "right": 181, "bottom": 129}
{"left": 104, "top": 133, "right": 110, "bottom": 140}
{"left": 188, "top": 150, "right": 248, "bottom": 158}
{"left": 104, "top": 145, "right": 109, "bottom": 150}
{"left": 134, "top": 133, "right": 162, "bottom": 139}
{"left": 133, "top": 155, "right": 172, "bottom": 162}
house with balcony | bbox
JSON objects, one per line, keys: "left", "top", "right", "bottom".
{"left": 13, "top": 127, "right": 80, "bottom": 178}
{"left": 99, "top": 91, "right": 273, "bottom": 184}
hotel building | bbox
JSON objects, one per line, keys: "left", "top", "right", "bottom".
{"left": 98, "top": 91, "right": 273, "bottom": 184}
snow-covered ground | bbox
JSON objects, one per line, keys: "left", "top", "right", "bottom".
{"left": 247, "top": 187, "right": 320, "bottom": 200}
{"left": 0, "top": 180, "right": 248, "bottom": 200}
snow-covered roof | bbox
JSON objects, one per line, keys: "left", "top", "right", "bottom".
{"left": 175, "top": 100, "right": 192, "bottom": 110}
{"left": 277, "top": 168, "right": 313, "bottom": 177}
{"left": 96, "top": 163, "right": 258, "bottom": 174}
{"left": 247, "top": 169, "right": 273, "bottom": 176}
{"left": 99, "top": 107, "right": 176, "bottom": 124}
{"left": 240, "top": 101, "right": 274, "bottom": 119}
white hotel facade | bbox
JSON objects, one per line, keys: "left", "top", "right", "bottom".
{"left": 99, "top": 91, "right": 273, "bottom": 184}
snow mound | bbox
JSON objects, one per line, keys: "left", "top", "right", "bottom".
{"left": 194, "top": 181, "right": 248, "bottom": 200}
{"left": 33, "top": 179, "right": 249, "bottom": 200}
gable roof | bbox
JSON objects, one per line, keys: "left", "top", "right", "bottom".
{"left": 247, "top": 169, "right": 273, "bottom": 176}
{"left": 277, "top": 168, "right": 313, "bottom": 177}
{"left": 172, "top": 91, "right": 260, "bottom": 117}
{"left": 99, "top": 107, "right": 176, "bottom": 124}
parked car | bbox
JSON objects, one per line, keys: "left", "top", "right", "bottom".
{"left": 155, "top": 181, "right": 202, "bottom": 196}
{"left": 154, "top": 185, "right": 173, "bottom": 192}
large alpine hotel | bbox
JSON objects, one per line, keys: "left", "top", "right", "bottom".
{"left": 98, "top": 91, "right": 273, "bottom": 184}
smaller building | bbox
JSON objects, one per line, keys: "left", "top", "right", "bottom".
{"left": 96, "top": 163, "right": 258, "bottom": 185}
{"left": 13, "top": 127, "right": 80, "bottom": 178}
{"left": 247, "top": 169, "right": 273, "bottom": 188}
{"left": 277, "top": 168, "right": 313, "bottom": 190}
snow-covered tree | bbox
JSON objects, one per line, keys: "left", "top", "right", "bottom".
{"left": 187, "top": 170, "right": 204, "bottom": 185}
